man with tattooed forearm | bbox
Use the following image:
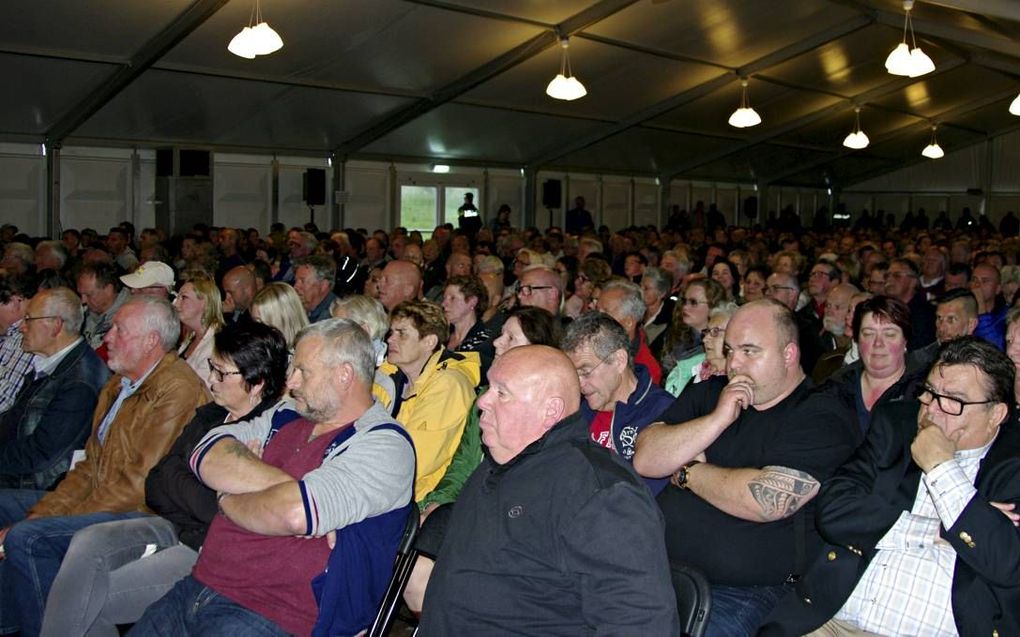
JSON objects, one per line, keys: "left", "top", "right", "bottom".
{"left": 634, "top": 300, "right": 860, "bottom": 637}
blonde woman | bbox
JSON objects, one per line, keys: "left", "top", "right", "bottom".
{"left": 172, "top": 272, "right": 224, "bottom": 388}
{"left": 249, "top": 282, "right": 309, "bottom": 350}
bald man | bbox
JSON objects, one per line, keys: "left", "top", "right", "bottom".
{"left": 515, "top": 266, "right": 563, "bottom": 316}
{"left": 378, "top": 260, "right": 423, "bottom": 311}
{"left": 420, "top": 346, "right": 678, "bottom": 635}
{"left": 221, "top": 266, "right": 256, "bottom": 322}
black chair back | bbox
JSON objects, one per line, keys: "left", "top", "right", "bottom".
{"left": 367, "top": 508, "right": 420, "bottom": 637}
{"left": 671, "top": 561, "right": 712, "bottom": 637}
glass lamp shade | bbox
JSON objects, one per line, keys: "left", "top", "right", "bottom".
{"left": 908, "top": 47, "right": 935, "bottom": 77}
{"left": 728, "top": 107, "right": 762, "bottom": 128}
{"left": 546, "top": 74, "right": 587, "bottom": 101}
{"left": 228, "top": 27, "right": 257, "bottom": 58}
{"left": 227, "top": 21, "right": 283, "bottom": 58}
{"left": 1009, "top": 93, "right": 1020, "bottom": 116}
{"left": 248, "top": 22, "right": 283, "bottom": 55}
{"left": 842, "top": 131, "right": 870, "bottom": 149}
{"left": 885, "top": 43, "right": 913, "bottom": 76}
{"left": 922, "top": 143, "right": 944, "bottom": 159}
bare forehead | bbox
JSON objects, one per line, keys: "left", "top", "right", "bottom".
{"left": 927, "top": 363, "right": 987, "bottom": 396}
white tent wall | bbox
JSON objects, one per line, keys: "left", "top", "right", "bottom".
{"left": 842, "top": 129, "right": 1020, "bottom": 225}
{"left": 0, "top": 144, "right": 45, "bottom": 237}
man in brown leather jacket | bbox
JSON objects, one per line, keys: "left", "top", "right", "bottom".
{"left": 0, "top": 295, "right": 210, "bottom": 636}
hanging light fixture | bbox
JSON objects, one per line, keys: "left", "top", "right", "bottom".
{"left": 921, "top": 125, "right": 944, "bottom": 159}
{"left": 1010, "top": 92, "right": 1020, "bottom": 116}
{"left": 885, "top": 0, "right": 934, "bottom": 78}
{"left": 728, "top": 79, "right": 762, "bottom": 128}
{"left": 545, "top": 38, "right": 587, "bottom": 101}
{"left": 228, "top": 0, "right": 284, "bottom": 59}
{"left": 842, "top": 107, "right": 870, "bottom": 150}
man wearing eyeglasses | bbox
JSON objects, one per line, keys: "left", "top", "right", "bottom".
{"left": 562, "top": 313, "right": 674, "bottom": 495}
{"left": 766, "top": 271, "right": 826, "bottom": 376}
{"left": 516, "top": 266, "right": 564, "bottom": 317}
{"left": 763, "top": 336, "right": 1020, "bottom": 637}
{"left": 0, "top": 296, "right": 209, "bottom": 637}
{"left": 0, "top": 288, "right": 109, "bottom": 490}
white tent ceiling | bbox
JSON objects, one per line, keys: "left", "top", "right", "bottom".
{"left": 1, "top": 0, "right": 1018, "bottom": 189}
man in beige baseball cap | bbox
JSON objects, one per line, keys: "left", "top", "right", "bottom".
{"left": 119, "top": 261, "right": 175, "bottom": 299}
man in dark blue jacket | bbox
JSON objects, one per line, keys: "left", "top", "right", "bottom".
{"left": 0, "top": 287, "right": 108, "bottom": 490}
{"left": 562, "top": 312, "right": 674, "bottom": 494}
{"left": 762, "top": 337, "right": 1020, "bottom": 636}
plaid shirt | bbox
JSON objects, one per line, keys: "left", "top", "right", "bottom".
{"left": 0, "top": 321, "right": 35, "bottom": 414}
{"left": 836, "top": 441, "right": 992, "bottom": 636}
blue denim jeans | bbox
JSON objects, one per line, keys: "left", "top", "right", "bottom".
{"left": 128, "top": 576, "right": 289, "bottom": 637}
{"left": 0, "top": 488, "right": 141, "bottom": 637}
{"left": 705, "top": 582, "right": 791, "bottom": 637}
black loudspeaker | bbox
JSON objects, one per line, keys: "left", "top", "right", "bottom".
{"left": 304, "top": 169, "right": 327, "bottom": 206}
{"left": 743, "top": 196, "right": 758, "bottom": 219}
{"left": 156, "top": 149, "right": 173, "bottom": 177}
{"left": 179, "top": 150, "right": 210, "bottom": 177}
{"left": 542, "top": 179, "right": 562, "bottom": 209}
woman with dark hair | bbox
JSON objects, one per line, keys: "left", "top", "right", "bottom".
{"left": 821, "top": 295, "right": 925, "bottom": 435}
{"left": 742, "top": 265, "right": 769, "bottom": 303}
{"left": 442, "top": 275, "right": 494, "bottom": 376}
{"left": 565, "top": 258, "right": 612, "bottom": 318}
{"left": 40, "top": 322, "right": 290, "bottom": 637}
{"left": 711, "top": 259, "right": 742, "bottom": 303}
{"left": 659, "top": 278, "right": 727, "bottom": 375}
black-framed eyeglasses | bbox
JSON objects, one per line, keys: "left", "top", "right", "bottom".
{"left": 22, "top": 314, "right": 61, "bottom": 322}
{"left": 207, "top": 358, "right": 243, "bottom": 383}
{"left": 917, "top": 384, "right": 995, "bottom": 416}
{"left": 701, "top": 326, "right": 726, "bottom": 339}
{"left": 518, "top": 285, "right": 554, "bottom": 296}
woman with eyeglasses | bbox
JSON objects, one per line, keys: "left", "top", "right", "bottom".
{"left": 821, "top": 295, "right": 926, "bottom": 435}
{"left": 40, "top": 321, "right": 289, "bottom": 637}
{"left": 659, "top": 278, "right": 726, "bottom": 378}
{"left": 665, "top": 303, "right": 738, "bottom": 397}
{"left": 565, "top": 258, "right": 611, "bottom": 319}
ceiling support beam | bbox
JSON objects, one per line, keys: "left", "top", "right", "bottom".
{"left": 334, "top": 0, "right": 640, "bottom": 156}
{"left": 917, "top": 0, "right": 1020, "bottom": 23}
{"left": 44, "top": 0, "right": 229, "bottom": 144}
{"left": 660, "top": 58, "right": 965, "bottom": 180}
{"left": 524, "top": 14, "right": 873, "bottom": 169}
{"left": 760, "top": 88, "right": 1019, "bottom": 185}
{"left": 873, "top": 9, "right": 1020, "bottom": 58}
{"left": 841, "top": 121, "right": 1020, "bottom": 188}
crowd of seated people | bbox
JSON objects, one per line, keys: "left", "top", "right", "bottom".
{"left": 0, "top": 204, "right": 1017, "bottom": 635}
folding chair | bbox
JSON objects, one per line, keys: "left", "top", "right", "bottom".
{"left": 366, "top": 508, "right": 420, "bottom": 637}
{"left": 670, "top": 561, "right": 712, "bottom": 637}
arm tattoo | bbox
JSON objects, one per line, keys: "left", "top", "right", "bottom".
{"left": 747, "top": 466, "right": 820, "bottom": 520}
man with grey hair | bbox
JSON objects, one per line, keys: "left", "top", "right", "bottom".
{"left": 33, "top": 240, "right": 68, "bottom": 273}
{"left": 275, "top": 230, "right": 318, "bottom": 284}
{"left": 0, "top": 296, "right": 209, "bottom": 636}
{"left": 0, "top": 288, "right": 109, "bottom": 490}
{"left": 294, "top": 255, "right": 338, "bottom": 323}
{"left": 133, "top": 319, "right": 415, "bottom": 636}
{"left": 595, "top": 278, "right": 662, "bottom": 384}
{"left": 562, "top": 312, "right": 674, "bottom": 494}
{"left": 1, "top": 242, "right": 34, "bottom": 276}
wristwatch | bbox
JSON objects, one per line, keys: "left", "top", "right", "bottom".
{"left": 674, "top": 460, "right": 701, "bottom": 490}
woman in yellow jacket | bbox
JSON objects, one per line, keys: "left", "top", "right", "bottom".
{"left": 376, "top": 300, "right": 481, "bottom": 503}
